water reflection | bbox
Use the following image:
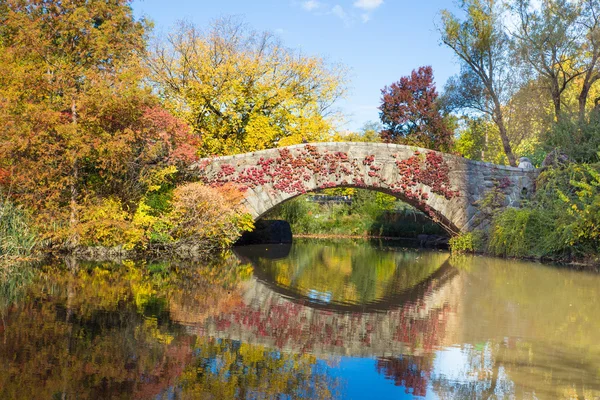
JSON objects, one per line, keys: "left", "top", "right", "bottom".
{"left": 0, "top": 241, "right": 599, "bottom": 399}
{"left": 235, "top": 241, "right": 455, "bottom": 311}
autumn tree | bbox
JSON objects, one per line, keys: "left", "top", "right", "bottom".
{"left": 0, "top": 0, "right": 197, "bottom": 245}
{"left": 378, "top": 66, "right": 454, "bottom": 151}
{"left": 439, "top": 0, "right": 518, "bottom": 166}
{"left": 147, "top": 17, "right": 348, "bottom": 156}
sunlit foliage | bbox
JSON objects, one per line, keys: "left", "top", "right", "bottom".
{"left": 148, "top": 17, "right": 347, "bottom": 156}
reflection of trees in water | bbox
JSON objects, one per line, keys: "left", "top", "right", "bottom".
{"left": 0, "top": 254, "right": 340, "bottom": 399}
{"left": 3, "top": 246, "right": 600, "bottom": 399}
{"left": 430, "top": 339, "right": 600, "bottom": 400}
{"left": 252, "top": 240, "right": 448, "bottom": 306}
{"left": 163, "top": 337, "right": 339, "bottom": 399}
{"left": 0, "top": 258, "right": 196, "bottom": 399}
{"left": 372, "top": 303, "right": 453, "bottom": 398}
{"left": 377, "top": 356, "right": 432, "bottom": 397}
{"left": 207, "top": 271, "right": 456, "bottom": 356}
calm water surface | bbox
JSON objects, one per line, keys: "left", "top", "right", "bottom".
{"left": 1, "top": 239, "right": 600, "bottom": 399}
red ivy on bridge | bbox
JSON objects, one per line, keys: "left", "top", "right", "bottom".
{"left": 200, "top": 145, "right": 460, "bottom": 221}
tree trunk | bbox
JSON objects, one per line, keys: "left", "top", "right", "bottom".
{"left": 578, "top": 71, "right": 599, "bottom": 123}
{"left": 69, "top": 101, "right": 79, "bottom": 247}
{"left": 551, "top": 83, "right": 562, "bottom": 123}
{"left": 493, "top": 102, "right": 517, "bottom": 167}
{"left": 69, "top": 164, "right": 79, "bottom": 246}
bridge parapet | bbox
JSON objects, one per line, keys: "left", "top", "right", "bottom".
{"left": 190, "top": 142, "right": 538, "bottom": 233}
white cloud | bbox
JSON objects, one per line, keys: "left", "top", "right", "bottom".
{"left": 301, "top": 0, "right": 321, "bottom": 11}
{"left": 361, "top": 13, "right": 370, "bottom": 23}
{"left": 353, "top": 0, "right": 383, "bottom": 11}
{"left": 331, "top": 4, "right": 348, "bottom": 21}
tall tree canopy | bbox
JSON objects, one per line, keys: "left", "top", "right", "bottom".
{"left": 378, "top": 66, "right": 453, "bottom": 151}
{"left": 511, "top": 0, "right": 582, "bottom": 122}
{"left": 147, "top": 18, "right": 348, "bottom": 157}
{"left": 439, "top": 0, "right": 518, "bottom": 166}
{"left": 511, "top": 0, "right": 600, "bottom": 122}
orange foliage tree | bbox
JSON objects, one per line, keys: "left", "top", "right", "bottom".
{"left": 0, "top": 1, "right": 199, "bottom": 245}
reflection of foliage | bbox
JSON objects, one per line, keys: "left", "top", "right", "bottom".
{"left": 169, "top": 338, "right": 339, "bottom": 399}
{"left": 443, "top": 255, "right": 600, "bottom": 398}
{"left": 258, "top": 240, "right": 448, "bottom": 305}
{"left": 0, "top": 253, "right": 253, "bottom": 399}
{"left": 211, "top": 242, "right": 455, "bottom": 357}
{"left": 431, "top": 343, "right": 513, "bottom": 399}
{"left": 0, "top": 261, "right": 34, "bottom": 312}
{"left": 377, "top": 355, "right": 432, "bottom": 397}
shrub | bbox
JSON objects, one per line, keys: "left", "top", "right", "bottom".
{"left": 488, "top": 163, "right": 600, "bottom": 261}
{"left": 544, "top": 112, "right": 600, "bottom": 163}
{"left": 78, "top": 197, "right": 145, "bottom": 250}
{"left": 169, "top": 183, "right": 254, "bottom": 250}
{"left": 449, "top": 231, "right": 485, "bottom": 254}
{"left": 488, "top": 208, "right": 557, "bottom": 258}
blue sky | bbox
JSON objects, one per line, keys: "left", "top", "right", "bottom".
{"left": 132, "top": 0, "right": 461, "bottom": 132}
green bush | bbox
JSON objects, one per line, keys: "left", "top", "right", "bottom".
{"left": 449, "top": 231, "right": 485, "bottom": 254}
{"left": 488, "top": 163, "right": 600, "bottom": 261}
{"left": 265, "top": 190, "right": 446, "bottom": 237}
{"left": 544, "top": 111, "right": 600, "bottom": 163}
{"left": 488, "top": 208, "right": 557, "bottom": 258}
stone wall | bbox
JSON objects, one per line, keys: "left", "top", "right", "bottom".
{"left": 189, "top": 142, "right": 539, "bottom": 233}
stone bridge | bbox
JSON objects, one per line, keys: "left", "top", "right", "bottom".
{"left": 190, "top": 142, "right": 538, "bottom": 233}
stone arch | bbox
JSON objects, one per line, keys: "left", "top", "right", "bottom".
{"left": 190, "top": 142, "right": 538, "bottom": 234}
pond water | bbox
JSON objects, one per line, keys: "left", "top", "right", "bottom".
{"left": 1, "top": 239, "right": 600, "bottom": 399}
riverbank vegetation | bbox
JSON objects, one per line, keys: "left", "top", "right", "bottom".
{"left": 0, "top": 196, "right": 37, "bottom": 259}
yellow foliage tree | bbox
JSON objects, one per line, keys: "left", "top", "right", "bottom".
{"left": 148, "top": 17, "right": 347, "bottom": 156}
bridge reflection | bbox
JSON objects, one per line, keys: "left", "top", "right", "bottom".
{"left": 173, "top": 242, "right": 464, "bottom": 359}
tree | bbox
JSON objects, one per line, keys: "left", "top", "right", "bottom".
{"left": 0, "top": 1, "right": 196, "bottom": 244}
{"left": 378, "top": 66, "right": 454, "bottom": 151}
{"left": 332, "top": 121, "right": 383, "bottom": 142}
{"left": 511, "top": 0, "right": 583, "bottom": 122}
{"left": 439, "top": 0, "right": 518, "bottom": 166}
{"left": 454, "top": 117, "right": 507, "bottom": 163}
{"left": 147, "top": 17, "right": 348, "bottom": 156}
{"left": 576, "top": 0, "right": 600, "bottom": 121}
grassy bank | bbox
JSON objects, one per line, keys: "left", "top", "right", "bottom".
{"left": 0, "top": 196, "right": 37, "bottom": 260}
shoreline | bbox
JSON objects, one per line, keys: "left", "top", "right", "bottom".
{"left": 293, "top": 234, "right": 421, "bottom": 241}
{"left": 5, "top": 236, "right": 598, "bottom": 271}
